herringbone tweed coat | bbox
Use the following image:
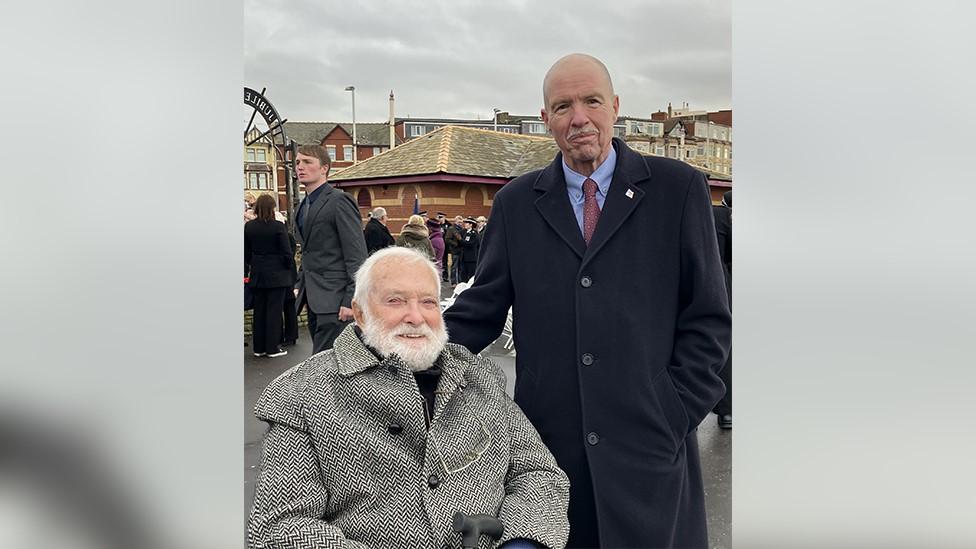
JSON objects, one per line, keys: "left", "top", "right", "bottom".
{"left": 247, "top": 325, "right": 571, "bottom": 549}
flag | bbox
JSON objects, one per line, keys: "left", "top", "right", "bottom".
{"left": 413, "top": 194, "right": 419, "bottom": 215}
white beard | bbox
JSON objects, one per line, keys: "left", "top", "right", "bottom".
{"left": 361, "top": 313, "right": 449, "bottom": 372}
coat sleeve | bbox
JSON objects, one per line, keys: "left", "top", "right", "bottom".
{"left": 247, "top": 370, "right": 370, "bottom": 549}
{"left": 669, "top": 171, "right": 732, "bottom": 434}
{"left": 277, "top": 223, "right": 293, "bottom": 270}
{"left": 443, "top": 199, "right": 513, "bottom": 353}
{"left": 495, "top": 395, "right": 571, "bottom": 549}
{"left": 333, "top": 195, "right": 368, "bottom": 309}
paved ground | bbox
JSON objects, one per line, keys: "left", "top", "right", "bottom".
{"left": 245, "top": 288, "right": 731, "bottom": 547}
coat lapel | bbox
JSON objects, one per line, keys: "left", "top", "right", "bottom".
{"left": 581, "top": 140, "right": 652, "bottom": 268}
{"left": 302, "top": 184, "right": 338, "bottom": 243}
{"left": 533, "top": 155, "right": 586, "bottom": 259}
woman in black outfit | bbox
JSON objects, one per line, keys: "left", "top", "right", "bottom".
{"left": 244, "top": 195, "right": 295, "bottom": 358}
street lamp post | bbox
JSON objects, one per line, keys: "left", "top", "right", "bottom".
{"left": 345, "top": 86, "right": 357, "bottom": 164}
{"left": 493, "top": 108, "right": 501, "bottom": 132}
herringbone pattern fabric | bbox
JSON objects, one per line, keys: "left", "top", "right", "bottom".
{"left": 247, "top": 324, "right": 570, "bottom": 549}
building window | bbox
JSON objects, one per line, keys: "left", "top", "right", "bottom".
{"left": 326, "top": 145, "right": 336, "bottom": 161}
{"left": 697, "top": 145, "right": 705, "bottom": 156}
{"left": 373, "top": 147, "right": 381, "bottom": 155}
{"left": 613, "top": 126, "right": 626, "bottom": 138}
{"left": 343, "top": 145, "right": 353, "bottom": 160}
{"left": 256, "top": 148, "right": 266, "bottom": 162}
{"left": 525, "top": 122, "right": 546, "bottom": 134}
{"left": 246, "top": 148, "right": 256, "bottom": 162}
{"left": 409, "top": 125, "right": 424, "bottom": 137}
{"left": 654, "top": 145, "right": 665, "bottom": 156}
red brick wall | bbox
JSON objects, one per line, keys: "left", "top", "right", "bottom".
{"left": 342, "top": 181, "right": 499, "bottom": 234}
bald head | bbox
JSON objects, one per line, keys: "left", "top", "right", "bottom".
{"left": 542, "top": 53, "right": 615, "bottom": 107}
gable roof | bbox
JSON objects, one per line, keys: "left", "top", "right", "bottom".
{"left": 283, "top": 121, "right": 397, "bottom": 146}
{"left": 331, "top": 125, "right": 560, "bottom": 183}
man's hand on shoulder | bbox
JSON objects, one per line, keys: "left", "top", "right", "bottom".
{"left": 338, "top": 306, "right": 354, "bottom": 322}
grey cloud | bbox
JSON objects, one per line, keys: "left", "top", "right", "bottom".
{"left": 245, "top": 0, "right": 730, "bottom": 123}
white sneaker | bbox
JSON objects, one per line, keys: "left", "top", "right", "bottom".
{"left": 267, "top": 349, "right": 288, "bottom": 358}
{"left": 253, "top": 352, "right": 266, "bottom": 357}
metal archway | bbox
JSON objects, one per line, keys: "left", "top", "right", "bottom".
{"left": 244, "top": 87, "right": 299, "bottom": 233}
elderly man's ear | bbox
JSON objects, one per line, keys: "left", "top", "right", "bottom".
{"left": 351, "top": 301, "right": 366, "bottom": 328}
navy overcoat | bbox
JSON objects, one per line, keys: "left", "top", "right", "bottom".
{"left": 444, "top": 138, "right": 731, "bottom": 548}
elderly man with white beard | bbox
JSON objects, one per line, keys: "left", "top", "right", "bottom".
{"left": 247, "top": 247, "right": 570, "bottom": 549}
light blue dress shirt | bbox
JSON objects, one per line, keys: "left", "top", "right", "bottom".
{"left": 562, "top": 144, "right": 616, "bottom": 234}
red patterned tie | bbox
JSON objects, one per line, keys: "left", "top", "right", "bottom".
{"left": 583, "top": 178, "right": 601, "bottom": 245}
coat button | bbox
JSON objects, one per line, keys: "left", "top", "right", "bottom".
{"left": 581, "top": 353, "right": 594, "bottom": 366}
{"left": 387, "top": 422, "right": 403, "bottom": 435}
{"left": 587, "top": 432, "right": 600, "bottom": 446}
{"left": 580, "top": 276, "right": 592, "bottom": 288}
{"left": 427, "top": 473, "right": 441, "bottom": 489}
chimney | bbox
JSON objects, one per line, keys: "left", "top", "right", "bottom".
{"left": 667, "top": 101, "right": 672, "bottom": 119}
{"left": 388, "top": 90, "right": 396, "bottom": 150}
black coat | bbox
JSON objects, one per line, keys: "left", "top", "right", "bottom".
{"left": 363, "top": 217, "right": 394, "bottom": 255}
{"left": 459, "top": 228, "right": 480, "bottom": 264}
{"left": 712, "top": 205, "right": 732, "bottom": 298}
{"left": 444, "top": 139, "right": 731, "bottom": 548}
{"left": 245, "top": 218, "right": 295, "bottom": 289}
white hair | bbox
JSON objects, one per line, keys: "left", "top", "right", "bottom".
{"left": 372, "top": 206, "right": 387, "bottom": 218}
{"left": 353, "top": 247, "right": 441, "bottom": 308}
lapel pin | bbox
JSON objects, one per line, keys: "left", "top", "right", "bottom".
{"left": 625, "top": 189, "right": 635, "bottom": 199}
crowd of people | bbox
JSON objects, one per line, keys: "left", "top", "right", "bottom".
{"left": 246, "top": 53, "right": 732, "bottom": 549}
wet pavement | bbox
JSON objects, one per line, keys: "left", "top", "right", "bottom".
{"left": 244, "top": 286, "right": 731, "bottom": 547}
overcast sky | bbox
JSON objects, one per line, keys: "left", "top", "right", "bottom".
{"left": 244, "top": 0, "right": 730, "bottom": 125}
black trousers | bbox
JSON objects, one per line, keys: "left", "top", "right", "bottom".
{"left": 282, "top": 293, "right": 298, "bottom": 344}
{"left": 251, "top": 286, "right": 286, "bottom": 354}
{"left": 306, "top": 308, "right": 349, "bottom": 355}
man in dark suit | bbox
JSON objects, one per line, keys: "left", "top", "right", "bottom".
{"left": 444, "top": 53, "right": 731, "bottom": 548}
{"left": 363, "top": 206, "right": 395, "bottom": 255}
{"left": 712, "top": 190, "right": 732, "bottom": 429}
{"left": 294, "top": 144, "right": 368, "bottom": 354}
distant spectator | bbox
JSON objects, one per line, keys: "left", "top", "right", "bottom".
{"left": 363, "top": 206, "right": 395, "bottom": 255}
{"left": 426, "top": 215, "right": 445, "bottom": 277}
{"left": 245, "top": 194, "right": 296, "bottom": 358}
{"left": 458, "top": 216, "right": 480, "bottom": 283}
{"left": 476, "top": 215, "right": 488, "bottom": 234}
{"left": 443, "top": 215, "right": 463, "bottom": 284}
{"left": 395, "top": 214, "right": 434, "bottom": 260}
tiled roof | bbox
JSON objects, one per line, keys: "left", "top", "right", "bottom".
{"left": 283, "top": 122, "right": 396, "bottom": 146}
{"left": 331, "top": 126, "right": 560, "bottom": 182}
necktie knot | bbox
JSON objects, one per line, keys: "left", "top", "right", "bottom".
{"left": 583, "top": 178, "right": 598, "bottom": 199}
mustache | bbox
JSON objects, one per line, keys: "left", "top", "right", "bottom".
{"left": 568, "top": 127, "right": 598, "bottom": 139}
{"left": 391, "top": 323, "right": 435, "bottom": 337}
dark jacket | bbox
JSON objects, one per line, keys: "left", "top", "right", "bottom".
{"left": 459, "top": 228, "right": 480, "bottom": 264}
{"left": 295, "top": 184, "right": 368, "bottom": 315}
{"left": 443, "top": 223, "right": 463, "bottom": 255}
{"left": 244, "top": 218, "right": 295, "bottom": 289}
{"left": 363, "top": 217, "right": 395, "bottom": 255}
{"left": 394, "top": 223, "right": 434, "bottom": 260}
{"left": 712, "top": 204, "right": 732, "bottom": 297}
{"left": 444, "top": 139, "right": 731, "bottom": 548}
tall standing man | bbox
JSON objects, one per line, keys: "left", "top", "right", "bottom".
{"left": 444, "top": 54, "right": 731, "bottom": 548}
{"left": 294, "top": 144, "right": 368, "bottom": 355}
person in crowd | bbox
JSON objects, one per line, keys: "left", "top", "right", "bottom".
{"left": 712, "top": 190, "right": 732, "bottom": 429}
{"left": 443, "top": 214, "right": 462, "bottom": 284}
{"left": 395, "top": 214, "right": 435, "bottom": 260}
{"left": 245, "top": 194, "right": 296, "bottom": 358}
{"left": 427, "top": 213, "right": 446, "bottom": 279}
{"left": 444, "top": 53, "right": 731, "bottom": 548}
{"left": 458, "top": 217, "right": 480, "bottom": 284}
{"left": 363, "top": 206, "right": 395, "bottom": 255}
{"left": 476, "top": 215, "right": 488, "bottom": 234}
{"left": 247, "top": 247, "right": 570, "bottom": 549}
{"left": 280, "top": 228, "right": 299, "bottom": 347}
{"left": 449, "top": 215, "right": 466, "bottom": 284}
{"left": 293, "top": 145, "right": 368, "bottom": 354}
